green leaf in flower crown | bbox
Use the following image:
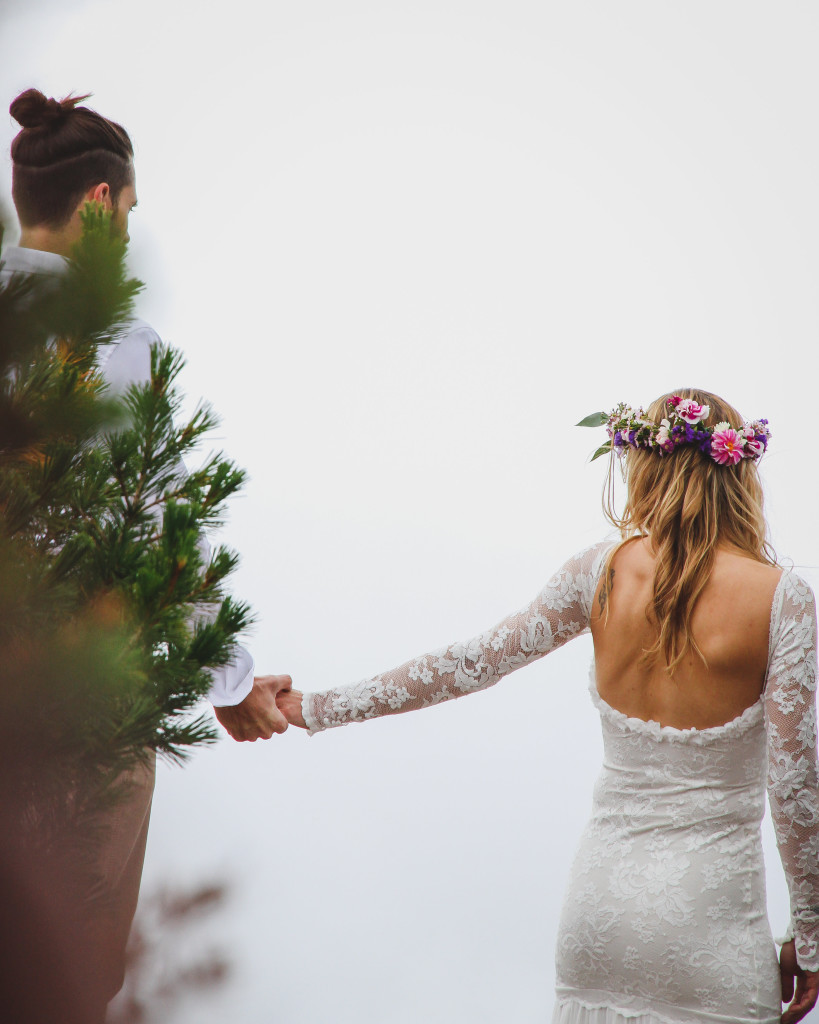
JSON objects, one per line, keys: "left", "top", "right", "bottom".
{"left": 576, "top": 411, "right": 608, "bottom": 428}
{"left": 590, "top": 443, "right": 613, "bottom": 462}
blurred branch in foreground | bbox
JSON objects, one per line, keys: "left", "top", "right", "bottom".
{"left": 0, "top": 208, "right": 251, "bottom": 1019}
{"left": 108, "top": 881, "right": 232, "bottom": 1024}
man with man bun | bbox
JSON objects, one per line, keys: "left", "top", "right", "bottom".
{"left": 1, "top": 88, "right": 290, "bottom": 1019}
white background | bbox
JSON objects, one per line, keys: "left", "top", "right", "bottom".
{"left": 1, "top": 2, "right": 818, "bottom": 1021}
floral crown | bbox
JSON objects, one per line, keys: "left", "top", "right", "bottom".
{"left": 578, "top": 396, "right": 771, "bottom": 466}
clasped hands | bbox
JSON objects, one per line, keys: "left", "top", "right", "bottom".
{"left": 213, "top": 674, "right": 305, "bottom": 741}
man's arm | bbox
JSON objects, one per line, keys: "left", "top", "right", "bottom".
{"left": 103, "top": 322, "right": 288, "bottom": 741}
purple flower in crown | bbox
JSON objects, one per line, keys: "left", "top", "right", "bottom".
{"left": 710, "top": 424, "right": 746, "bottom": 466}
{"left": 673, "top": 397, "right": 710, "bottom": 425}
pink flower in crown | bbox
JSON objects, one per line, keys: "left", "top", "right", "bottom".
{"left": 655, "top": 418, "right": 674, "bottom": 451}
{"left": 711, "top": 425, "right": 746, "bottom": 465}
{"left": 744, "top": 437, "right": 765, "bottom": 458}
{"left": 674, "top": 398, "right": 710, "bottom": 425}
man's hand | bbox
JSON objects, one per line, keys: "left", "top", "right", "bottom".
{"left": 214, "top": 675, "right": 293, "bottom": 741}
{"left": 780, "top": 940, "right": 819, "bottom": 1024}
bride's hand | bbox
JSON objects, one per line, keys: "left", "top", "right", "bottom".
{"left": 780, "top": 940, "right": 819, "bottom": 1024}
{"left": 276, "top": 687, "right": 307, "bottom": 730}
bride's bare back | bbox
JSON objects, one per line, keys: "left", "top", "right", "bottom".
{"left": 590, "top": 537, "right": 783, "bottom": 730}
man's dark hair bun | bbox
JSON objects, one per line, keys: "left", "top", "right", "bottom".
{"left": 10, "top": 87, "right": 132, "bottom": 228}
{"left": 9, "top": 88, "right": 90, "bottom": 130}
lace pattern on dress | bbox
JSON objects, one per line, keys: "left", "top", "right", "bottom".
{"left": 764, "top": 571, "right": 819, "bottom": 971}
{"left": 302, "top": 540, "right": 614, "bottom": 734}
{"left": 588, "top": 677, "right": 765, "bottom": 744}
{"left": 302, "top": 543, "right": 819, "bottom": 979}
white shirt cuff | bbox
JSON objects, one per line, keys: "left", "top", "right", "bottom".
{"left": 207, "top": 646, "right": 254, "bottom": 707}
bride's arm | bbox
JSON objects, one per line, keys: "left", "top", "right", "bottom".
{"left": 283, "top": 540, "right": 614, "bottom": 735}
{"left": 765, "top": 571, "right": 819, "bottom": 974}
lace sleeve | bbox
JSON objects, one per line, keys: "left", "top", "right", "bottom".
{"left": 302, "top": 540, "right": 614, "bottom": 735}
{"left": 765, "top": 571, "right": 819, "bottom": 972}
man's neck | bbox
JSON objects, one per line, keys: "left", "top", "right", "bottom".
{"left": 18, "top": 226, "right": 76, "bottom": 258}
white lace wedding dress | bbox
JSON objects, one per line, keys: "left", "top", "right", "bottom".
{"left": 301, "top": 541, "right": 819, "bottom": 1023}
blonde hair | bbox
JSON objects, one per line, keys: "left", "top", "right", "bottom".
{"left": 603, "top": 388, "right": 777, "bottom": 671}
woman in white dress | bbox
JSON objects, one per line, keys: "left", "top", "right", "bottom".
{"left": 276, "top": 389, "right": 819, "bottom": 1024}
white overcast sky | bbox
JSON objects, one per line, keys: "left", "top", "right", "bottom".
{"left": 2, "top": 2, "right": 819, "bottom": 1022}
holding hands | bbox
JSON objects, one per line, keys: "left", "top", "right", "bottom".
{"left": 214, "top": 675, "right": 306, "bottom": 740}
{"left": 214, "top": 674, "right": 294, "bottom": 741}
{"left": 276, "top": 686, "right": 306, "bottom": 730}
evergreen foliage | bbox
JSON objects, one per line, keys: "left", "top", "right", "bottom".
{"left": 0, "top": 206, "right": 251, "bottom": 877}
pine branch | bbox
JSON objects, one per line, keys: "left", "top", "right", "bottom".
{"left": 1, "top": 210, "right": 256, "bottom": 889}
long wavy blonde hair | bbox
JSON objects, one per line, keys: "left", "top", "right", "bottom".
{"left": 604, "top": 388, "right": 777, "bottom": 671}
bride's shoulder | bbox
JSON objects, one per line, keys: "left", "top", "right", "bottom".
{"left": 713, "top": 547, "right": 786, "bottom": 594}
{"left": 774, "top": 566, "right": 816, "bottom": 614}
{"left": 707, "top": 550, "right": 814, "bottom": 631}
{"left": 563, "top": 537, "right": 620, "bottom": 573}
{"left": 598, "top": 535, "right": 653, "bottom": 578}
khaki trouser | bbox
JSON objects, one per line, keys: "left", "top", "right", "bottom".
{"left": 0, "top": 755, "right": 156, "bottom": 1023}
{"left": 85, "top": 754, "right": 157, "bottom": 1021}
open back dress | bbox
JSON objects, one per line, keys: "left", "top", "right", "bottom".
{"left": 301, "top": 541, "right": 819, "bottom": 1023}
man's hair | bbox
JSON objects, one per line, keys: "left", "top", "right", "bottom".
{"left": 10, "top": 89, "right": 134, "bottom": 229}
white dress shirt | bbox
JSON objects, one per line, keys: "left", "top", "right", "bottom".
{"left": 0, "top": 245, "right": 254, "bottom": 706}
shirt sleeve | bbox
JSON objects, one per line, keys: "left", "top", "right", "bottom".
{"left": 194, "top": 529, "right": 255, "bottom": 707}
{"left": 100, "top": 320, "right": 255, "bottom": 708}
{"left": 765, "top": 571, "right": 819, "bottom": 972}
{"left": 302, "top": 540, "right": 614, "bottom": 735}
{"left": 98, "top": 319, "right": 155, "bottom": 394}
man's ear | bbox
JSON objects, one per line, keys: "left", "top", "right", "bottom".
{"left": 85, "top": 182, "right": 112, "bottom": 209}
